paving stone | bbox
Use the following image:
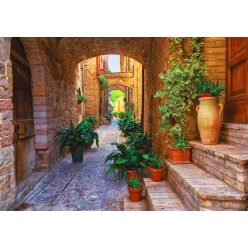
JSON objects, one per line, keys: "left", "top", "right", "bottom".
{"left": 11, "top": 121, "right": 128, "bottom": 211}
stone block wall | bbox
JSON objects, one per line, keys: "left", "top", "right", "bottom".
{"left": 84, "top": 57, "right": 100, "bottom": 121}
{"left": 0, "top": 38, "right": 15, "bottom": 209}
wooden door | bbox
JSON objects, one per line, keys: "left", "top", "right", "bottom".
{"left": 224, "top": 37, "right": 248, "bottom": 123}
{"left": 11, "top": 38, "right": 35, "bottom": 183}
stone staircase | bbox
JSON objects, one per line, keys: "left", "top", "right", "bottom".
{"left": 124, "top": 123, "right": 248, "bottom": 211}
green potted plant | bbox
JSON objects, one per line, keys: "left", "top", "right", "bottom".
{"left": 141, "top": 153, "right": 164, "bottom": 182}
{"left": 105, "top": 142, "right": 146, "bottom": 180}
{"left": 78, "top": 119, "right": 99, "bottom": 149}
{"left": 84, "top": 116, "right": 99, "bottom": 129}
{"left": 57, "top": 121, "right": 86, "bottom": 163}
{"left": 167, "top": 129, "right": 191, "bottom": 164}
{"left": 155, "top": 38, "right": 207, "bottom": 164}
{"left": 128, "top": 177, "right": 143, "bottom": 202}
{"left": 196, "top": 77, "right": 225, "bottom": 144}
{"left": 76, "top": 88, "right": 87, "bottom": 104}
{"left": 126, "top": 132, "right": 151, "bottom": 153}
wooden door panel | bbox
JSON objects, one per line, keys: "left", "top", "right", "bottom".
{"left": 224, "top": 37, "right": 248, "bottom": 123}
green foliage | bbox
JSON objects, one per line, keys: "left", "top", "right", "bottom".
{"left": 109, "top": 90, "right": 124, "bottom": 103}
{"left": 141, "top": 153, "right": 164, "bottom": 169}
{"left": 84, "top": 116, "right": 98, "bottom": 128}
{"left": 155, "top": 37, "right": 207, "bottom": 144}
{"left": 128, "top": 177, "right": 142, "bottom": 189}
{"left": 76, "top": 88, "right": 87, "bottom": 103}
{"left": 196, "top": 76, "right": 226, "bottom": 100}
{"left": 111, "top": 111, "right": 125, "bottom": 118}
{"left": 126, "top": 132, "right": 151, "bottom": 152}
{"left": 105, "top": 142, "right": 146, "bottom": 180}
{"left": 79, "top": 119, "right": 99, "bottom": 147}
{"left": 57, "top": 121, "right": 88, "bottom": 151}
{"left": 171, "top": 133, "right": 190, "bottom": 152}
{"left": 99, "top": 76, "right": 108, "bottom": 90}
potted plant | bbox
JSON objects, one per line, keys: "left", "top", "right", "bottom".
{"left": 128, "top": 177, "right": 143, "bottom": 202}
{"left": 76, "top": 88, "right": 87, "bottom": 104}
{"left": 126, "top": 132, "right": 151, "bottom": 153}
{"left": 196, "top": 77, "right": 225, "bottom": 144}
{"left": 141, "top": 153, "right": 164, "bottom": 182}
{"left": 167, "top": 132, "right": 191, "bottom": 164}
{"left": 99, "top": 75, "right": 108, "bottom": 90}
{"left": 105, "top": 142, "right": 146, "bottom": 180}
{"left": 84, "top": 116, "right": 99, "bottom": 129}
{"left": 57, "top": 121, "right": 86, "bottom": 163}
{"left": 78, "top": 119, "right": 99, "bottom": 149}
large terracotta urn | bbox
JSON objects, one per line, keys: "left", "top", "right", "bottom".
{"left": 196, "top": 97, "right": 223, "bottom": 145}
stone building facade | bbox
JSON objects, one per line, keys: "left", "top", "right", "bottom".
{"left": 0, "top": 37, "right": 232, "bottom": 209}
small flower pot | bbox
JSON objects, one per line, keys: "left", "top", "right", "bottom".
{"left": 168, "top": 145, "right": 191, "bottom": 164}
{"left": 71, "top": 146, "right": 84, "bottom": 163}
{"left": 128, "top": 186, "right": 143, "bottom": 202}
{"left": 149, "top": 167, "right": 164, "bottom": 182}
{"left": 77, "top": 100, "right": 82, "bottom": 104}
{"left": 127, "top": 170, "right": 143, "bottom": 180}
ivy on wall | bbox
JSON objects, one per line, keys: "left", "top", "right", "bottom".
{"left": 155, "top": 37, "right": 207, "bottom": 141}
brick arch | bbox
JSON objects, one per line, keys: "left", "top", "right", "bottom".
{"left": 19, "top": 38, "right": 52, "bottom": 169}
{"left": 58, "top": 37, "right": 151, "bottom": 65}
{"left": 109, "top": 85, "right": 129, "bottom": 93}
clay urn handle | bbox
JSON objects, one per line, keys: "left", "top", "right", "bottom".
{"left": 218, "top": 103, "right": 224, "bottom": 115}
{"left": 196, "top": 105, "right": 200, "bottom": 112}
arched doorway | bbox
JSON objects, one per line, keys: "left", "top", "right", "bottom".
{"left": 11, "top": 38, "right": 36, "bottom": 183}
{"left": 109, "top": 89, "right": 126, "bottom": 113}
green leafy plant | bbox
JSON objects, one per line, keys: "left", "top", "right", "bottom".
{"left": 78, "top": 119, "right": 99, "bottom": 147}
{"left": 105, "top": 142, "right": 146, "bottom": 180}
{"left": 84, "top": 116, "right": 98, "bottom": 128}
{"left": 121, "top": 119, "right": 142, "bottom": 135}
{"left": 154, "top": 37, "right": 207, "bottom": 146}
{"left": 126, "top": 132, "right": 151, "bottom": 152}
{"left": 56, "top": 120, "right": 87, "bottom": 151}
{"left": 99, "top": 75, "right": 108, "bottom": 90}
{"left": 128, "top": 177, "right": 142, "bottom": 189}
{"left": 196, "top": 76, "right": 226, "bottom": 100}
{"left": 76, "top": 88, "right": 87, "bottom": 103}
{"left": 171, "top": 133, "right": 190, "bottom": 152}
{"left": 141, "top": 153, "right": 163, "bottom": 169}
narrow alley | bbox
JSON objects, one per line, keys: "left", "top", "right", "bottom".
{"left": 13, "top": 121, "right": 127, "bottom": 211}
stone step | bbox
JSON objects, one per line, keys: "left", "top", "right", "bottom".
{"left": 143, "top": 178, "right": 187, "bottom": 211}
{"left": 190, "top": 140, "right": 248, "bottom": 193}
{"left": 166, "top": 161, "right": 247, "bottom": 210}
{"left": 221, "top": 123, "right": 248, "bottom": 147}
{"left": 123, "top": 196, "right": 148, "bottom": 211}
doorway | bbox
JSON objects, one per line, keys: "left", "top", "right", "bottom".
{"left": 11, "top": 38, "right": 36, "bottom": 183}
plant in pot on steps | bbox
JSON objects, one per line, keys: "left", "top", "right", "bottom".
{"left": 141, "top": 153, "right": 164, "bottom": 182}
{"left": 196, "top": 76, "right": 226, "bottom": 145}
{"left": 105, "top": 142, "right": 146, "bottom": 180}
{"left": 76, "top": 88, "right": 87, "bottom": 105}
{"left": 167, "top": 128, "right": 191, "bottom": 164}
{"left": 128, "top": 177, "right": 143, "bottom": 202}
{"left": 56, "top": 120, "right": 86, "bottom": 163}
{"left": 154, "top": 37, "right": 207, "bottom": 164}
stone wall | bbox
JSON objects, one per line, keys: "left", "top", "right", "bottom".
{"left": 83, "top": 57, "right": 101, "bottom": 121}
{"left": 0, "top": 38, "right": 15, "bottom": 209}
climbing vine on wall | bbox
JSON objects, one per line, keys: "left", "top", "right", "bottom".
{"left": 154, "top": 37, "right": 207, "bottom": 141}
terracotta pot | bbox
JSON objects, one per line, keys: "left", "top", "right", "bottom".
{"left": 77, "top": 100, "right": 82, "bottom": 104}
{"left": 196, "top": 97, "right": 223, "bottom": 145}
{"left": 200, "top": 93, "right": 211, "bottom": 98}
{"left": 168, "top": 146, "right": 191, "bottom": 164}
{"left": 149, "top": 167, "right": 164, "bottom": 182}
{"left": 128, "top": 186, "right": 143, "bottom": 202}
{"left": 127, "top": 170, "right": 143, "bottom": 180}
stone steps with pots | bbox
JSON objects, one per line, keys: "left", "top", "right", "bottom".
{"left": 221, "top": 123, "right": 248, "bottom": 147}
{"left": 123, "top": 196, "right": 148, "bottom": 211}
{"left": 143, "top": 178, "right": 187, "bottom": 211}
{"left": 166, "top": 160, "right": 247, "bottom": 210}
{"left": 190, "top": 140, "right": 248, "bottom": 193}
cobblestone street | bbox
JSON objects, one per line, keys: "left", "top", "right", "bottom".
{"left": 13, "top": 121, "right": 127, "bottom": 211}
